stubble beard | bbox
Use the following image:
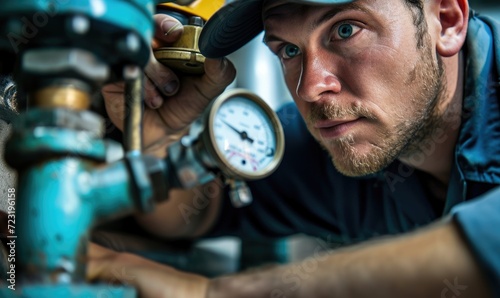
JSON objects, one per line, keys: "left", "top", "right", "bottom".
{"left": 309, "top": 36, "right": 447, "bottom": 177}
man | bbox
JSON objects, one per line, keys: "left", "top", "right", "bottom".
{"left": 89, "top": 0, "right": 499, "bottom": 297}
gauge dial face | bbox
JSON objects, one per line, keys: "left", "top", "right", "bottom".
{"left": 210, "top": 93, "right": 282, "bottom": 179}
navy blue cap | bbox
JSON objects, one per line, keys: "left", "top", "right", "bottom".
{"left": 199, "top": 0, "right": 354, "bottom": 58}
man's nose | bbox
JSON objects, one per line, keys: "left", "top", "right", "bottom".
{"left": 296, "top": 51, "right": 342, "bottom": 102}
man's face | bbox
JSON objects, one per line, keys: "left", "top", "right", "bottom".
{"left": 263, "top": 0, "right": 446, "bottom": 176}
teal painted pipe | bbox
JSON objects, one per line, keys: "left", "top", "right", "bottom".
{"left": 80, "top": 158, "right": 139, "bottom": 224}
{"left": 0, "top": 1, "right": 187, "bottom": 296}
{"left": 0, "top": 0, "right": 156, "bottom": 49}
{"left": 16, "top": 158, "right": 97, "bottom": 282}
{"left": 10, "top": 147, "right": 141, "bottom": 298}
{"left": 4, "top": 109, "right": 153, "bottom": 292}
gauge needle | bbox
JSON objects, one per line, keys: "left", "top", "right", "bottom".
{"left": 222, "top": 120, "right": 254, "bottom": 144}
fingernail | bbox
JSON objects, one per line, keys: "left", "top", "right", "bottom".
{"left": 164, "top": 81, "right": 178, "bottom": 95}
{"left": 162, "top": 21, "right": 182, "bottom": 36}
{"left": 146, "top": 99, "right": 156, "bottom": 109}
{"left": 150, "top": 95, "right": 163, "bottom": 109}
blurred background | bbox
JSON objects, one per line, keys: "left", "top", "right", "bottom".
{"left": 472, "top": 0, "right": 500, "bottom": 19}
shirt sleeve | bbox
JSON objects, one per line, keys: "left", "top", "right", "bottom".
{"left": 451, "top": 186, "right": 500, "bottom": 296}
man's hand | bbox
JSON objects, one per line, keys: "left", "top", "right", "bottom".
{"left": 87, "top": 242, "right": 209, "bottom": 298}
{"left": 102, "top": 14, "right": 236, "bottom": 157}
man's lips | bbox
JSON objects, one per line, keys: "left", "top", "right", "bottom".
{"left": 314, "top": 118, "right": 362, "bottom": 139}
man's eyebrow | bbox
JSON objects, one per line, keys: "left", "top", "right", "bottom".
{"left": 262, "top": 34, "right": 282, "bottom": 44}
{"left": 263, "top": 2, "right": 367, "bottom": 44}
{"left": 313, "top": 2, "right": 365, "bottom": 29}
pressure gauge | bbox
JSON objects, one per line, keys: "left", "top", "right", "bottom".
{"left": 200, "top": 89, "right": 284, "bottom": 180}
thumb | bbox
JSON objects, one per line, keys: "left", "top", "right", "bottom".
{"left": 152, "top": 14, "right": 184, "bottom": 49}
{"left": 199, "top": 57, "right": 236, "bottom": 98}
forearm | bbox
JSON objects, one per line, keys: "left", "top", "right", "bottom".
{"left": 134, "top": 179, "right": 223, "bottom": 239}
{"left": 208, "top": 220, "right": 491, "bottom": 298}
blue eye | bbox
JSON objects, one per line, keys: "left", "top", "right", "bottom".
{"left": 337, "top": 24, "right": 354, "bottom": 39}
{"left": 282, "top": 44, "right": 301, "bottom": 59}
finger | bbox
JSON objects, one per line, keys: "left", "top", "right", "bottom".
{"left": 144, "top": 53, "right": 180, "bottom": 98}
{"left": 101, "top": 77, "right": 176, "bottom": 150}
{"left": 146, "top": 14, "right": 184, "bottom": 102}
{"left": 87, "top": 242, "right": 209, "bottom": 298}
{"left": 87, "top": 243, "right": 177, "bottom": 297}
{"left": 86, "top": 243, "right": 148, "bottom": 282}
{"left": 144, "top": 77, "right": 165, "bottom": 109}
{"left": 155, "top": 57, "right": 236, "bottom": 132}
{"left": 88, "top": 242, "right": 116, "bottom": 259}
{"left": 152, "top": 14, "right": 184, "bottom": 49}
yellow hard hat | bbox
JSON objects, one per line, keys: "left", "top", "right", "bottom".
{"left": 158, "top": 0, "right": 225, "bottom": 21}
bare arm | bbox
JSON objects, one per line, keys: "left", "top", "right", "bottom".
{"left": 208, "top": 220, "right": 491, "bottom": 298}
{"left": 133, "top": 179, "right": 224, "bottom": 239}
{"left": 88, "top": 219, "right": 492, "bottom": 297}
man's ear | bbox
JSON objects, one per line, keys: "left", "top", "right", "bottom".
{"left": 435, "top": 0, "right": 469, "bottom": 57}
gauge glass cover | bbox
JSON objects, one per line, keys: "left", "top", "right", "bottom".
{"left": 211, "top": 95, "right": 279, "bottom": 178}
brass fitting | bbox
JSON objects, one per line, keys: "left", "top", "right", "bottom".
{"left": 154, "top": 17, "right": 206, "bottom": 75}
{"left": 29, "top": 86, "right": 91, "bottom": 110}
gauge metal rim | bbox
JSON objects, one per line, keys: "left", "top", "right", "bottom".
{"left": 203, "top": 88, "right": 285, "bottom": 180}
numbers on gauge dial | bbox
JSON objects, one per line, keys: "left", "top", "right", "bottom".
{"left": 213, "top": 96, "right": 277, "bottom": 175}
